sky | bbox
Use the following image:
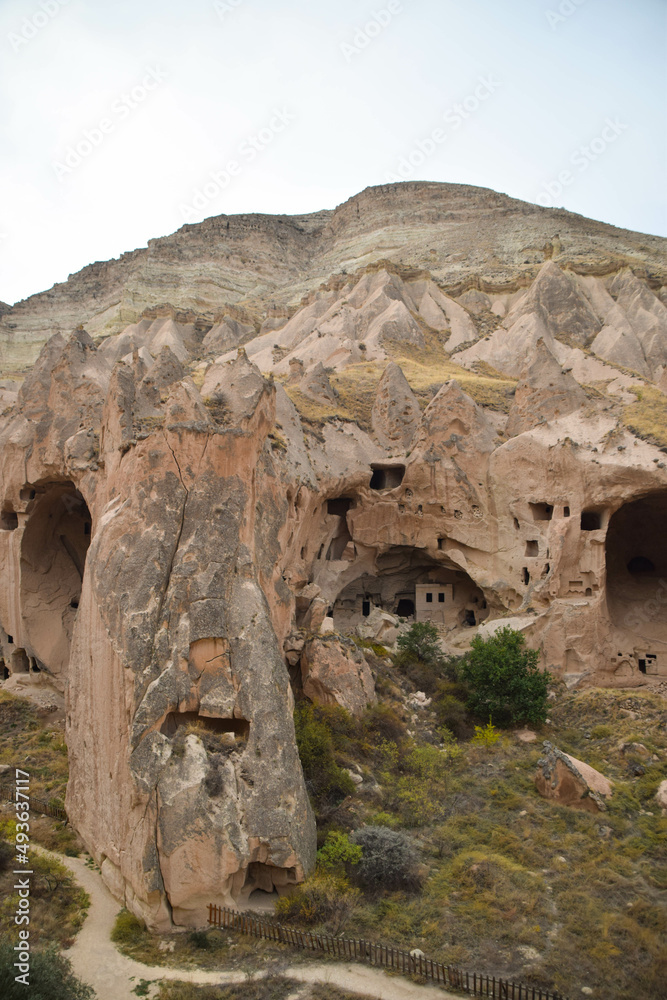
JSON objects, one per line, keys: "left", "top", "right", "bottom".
{"left": 0, "top": 0, "right": 665, "bottom": 305}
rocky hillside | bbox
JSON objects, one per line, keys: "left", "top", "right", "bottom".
{"left": 2, "top": 182, "right": 666, "bottom": 374}
{"left": 1, "top": 181, "right": 667, "bottom": 941}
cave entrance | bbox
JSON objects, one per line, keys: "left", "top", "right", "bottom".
{"left": 240, "top": 862, "right": 298, "bottom": 910}
{"left": 332, "top": 547, "right": 487, "bottom": 632}
{"left": 160, "top": 712, "right": 250, "bottom": 740}
{"left": 20, "top": 482, "right": 92, "bottom": 677}
{"left": 606, "top": 492, "right": 667, "bottom": 675}
{"left": 370, "top": 465, "right": 406, "bottom": 491}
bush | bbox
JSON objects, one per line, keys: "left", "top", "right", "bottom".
{"left": 460, "top": 626, "right": 550, "bottom": 727}
{"left": 435, "top": 693, "right": 469, "bottom": 738}
{"left": 351, "top": 826, "right": 420, "bottom": 891}
{"left": 393, "top": 623, "right": 461, "bottom": 693}
{"left": 396, "top": 621, "right": 443, "bottom": 663}
{"left": 0, "top": 839, "right": 13, "bottom": 873}
{"left": 361, "top": 703, "right": 407, "bottom": 744}
{"left": 316, "top": 830, "right": 362, "bottom": 876}
{"left": 275, "top": 871, "right": 359, "bottom": 935}
{"left": 0, "top": 941, "right": 94, "bottom": 999}
{"left": 471, "top": 721, "right": 501, "bottom": 747}
{"left": 293, "top": 703, "right": 356, "bottom": 810}
{"left": 111, "top": 908, "right": 145, "bottom": 944}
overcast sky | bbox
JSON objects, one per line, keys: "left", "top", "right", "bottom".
{"left": 0, "top": 0, "right": 665, "bottom": 305}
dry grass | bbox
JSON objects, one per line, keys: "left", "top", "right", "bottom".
{"left": 283, "top": 346, "right": 517, "bottom": 430}
{"left": 0, "top": 827, "right": 89, "bottom": 948}
{"left": 623, "top": 386, "right": 667, "bottom": 448}
{"left": 0, "top": 690, "right": 81, "bottom": 854}
{"left": 333, "top": 683, "right": 667, "bottom": 1000}
{"left": 0, "top": 690, "right": 68, "bottom": 800}
{"left": 282, "top": 386, "right": 357, "bottom": 426}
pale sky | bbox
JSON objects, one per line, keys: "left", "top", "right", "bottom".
{"left": 0, "top": 0, "right": 665, "bottom": 305}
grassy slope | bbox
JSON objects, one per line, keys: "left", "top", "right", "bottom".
{"left": 290, "top": 653, "right": 667, "bottom": 1000}
{"left": 2, "top": 672, "right": 665, "bottom": 1000}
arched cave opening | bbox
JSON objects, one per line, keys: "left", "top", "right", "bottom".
{"left": 20, "top": 482, "right": 92, "bottom": 676}
{"left": 239, "top": 862, "right": 299, "bottom": 910}
{"left": 606, "top": 492, "right": 667, "bottom": 651}
{"left": 160, "top": 712, "right": 250, "bottom": 740}
{"left": 332, "top": 546, "right": 488, "bottom": 632}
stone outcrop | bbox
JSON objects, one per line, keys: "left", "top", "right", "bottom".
{"left": 371, "top": 362, "right": 421, "bottom": 450}
{"left": 506, "top": 339, "right": 587, "bottom": 437}
{"left": 299, "top": 362, "right": 338, "bottom": 404}
{"left": 656, "top": 779, "right": 667, "bottom": 813}
{"left": 535, "top": 742, "right": 613, "bottom": 812}
{"left": 300, "top": 636, "right": 376, "bottom": 716}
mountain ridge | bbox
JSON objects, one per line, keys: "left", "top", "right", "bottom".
{"left": 2, "top": 181, "right": 665, "bottom": 374}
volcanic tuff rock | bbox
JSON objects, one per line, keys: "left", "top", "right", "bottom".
{"left": 1, "top": 182, "right": 667, "bottom": 930}
{"left": 535, "top": 742, "right": 613, "bottom": 812}
{"left": 3, "top": 181, "right": 667, "bottom": 373}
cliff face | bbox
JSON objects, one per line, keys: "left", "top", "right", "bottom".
{"left": 1, "top": 181, "right": 667, "bottom": 929}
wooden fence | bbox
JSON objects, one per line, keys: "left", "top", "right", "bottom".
{"left": 208, "top": 904, "right": 568, "bottom": 1000}
{"left": 0, "top": 781, "right": 68, "bottom": 822}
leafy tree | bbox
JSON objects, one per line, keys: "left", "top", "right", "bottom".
{"left": 396, "top": 621, "right": 442, "bottom": 663}
{"left": 0, "top": 942, "right": 94, "bottom": 1000}
{"left": 460, "top": 626, "right": 550, "bottom": 727}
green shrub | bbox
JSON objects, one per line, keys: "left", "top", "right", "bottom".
{"left": 188, "top": 930, "right": 211, "bottom": 950}
{"left": 293, "top": 703, "right": 355, "bottom": 809}
{"left": 316, "top": 831, "right": 362, "bottom": 876}
{"left": 393, "top": 623, "right": 461, "bottom": 693}
{"left": 0, "top": 941, "right": 94, "bottom": 999}
{"left": 111, "top": 908, "right": 145, "bottom": 944}
{"left": 351, "top": 825, "right": 421, "bottom": 891}
{"left": 361, "top": 704, "right": 406, "bottom": 744}
{"left": 396, "top": 621, "right": 443, "bottom": 662}
{"left": 0, "top": 839, "right": 13, "bottom": 873}
{"left": 471, "top": 721, "right": 501, "bottom": 747}
{"left": 460, "top": 626, "right": 550, "bottom": 727}
{"left": 435, "top": 693, "right": 469, "bottom": 738}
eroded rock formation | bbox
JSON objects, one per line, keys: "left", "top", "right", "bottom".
{"left": 1, "top": 182, "right": 666, "bottom": 929}
{"left": 535, "top": 742, "right": 613, "bottom": 812}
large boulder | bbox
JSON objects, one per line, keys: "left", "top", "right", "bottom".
{"left": 356, "top": 607, "right": 400, "bottom": 645}
{"left": 655, "top": 779, "right": 667, "bottom": 813}
{"left": 535, "top": 742, "right": 613, "bottom": 812}
{"left": 300, "top": 636, "right": 376, "bottom": 716}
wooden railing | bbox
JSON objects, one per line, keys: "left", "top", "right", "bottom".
{"left": 208, "top": 904, "right": 568, "bottom": 999}
{"left": 0, "top": 781, "right": 68, "bottom": 822}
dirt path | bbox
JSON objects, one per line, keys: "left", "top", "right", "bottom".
{"left": 54, "top": 852, "right": 458, "bottom": 1000}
